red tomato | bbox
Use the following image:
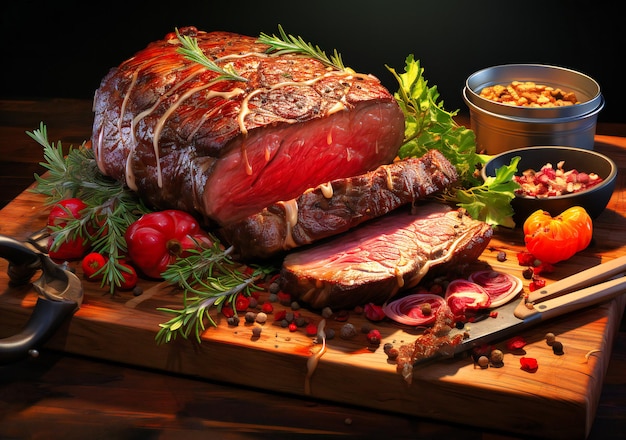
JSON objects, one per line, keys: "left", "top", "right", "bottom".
{"left": 47, "top": 198, "right": 91, "bottom": 260}
{"left": 523, "top": 207, "right": 593, "bottom": 264}
{"left": 81, "top": 252, "right": 107, "bottom": 281}
{"left": 124, "top": 210, "right": 214, "bottom": 279}
{"left": 117, "top": 262, "right": 138, "bottom": 290}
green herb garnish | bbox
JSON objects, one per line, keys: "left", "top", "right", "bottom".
{"left": 175, "top": 28, "right": 248, "bottom": 82}
{"left": 388, "top": 55, "right": 518, "bottom": 228}
{"left": 258, "top": 25, "right": 346, "bottom": 71}
{"left": 28, "top": 123, "right": 152, "bottom": 293}
{"left": 156, "top": 246, "right": 275, "bottom": 344}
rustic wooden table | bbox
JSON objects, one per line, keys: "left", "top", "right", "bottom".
{"left": 0, "top": 98, "right": 624, "bottom": 440}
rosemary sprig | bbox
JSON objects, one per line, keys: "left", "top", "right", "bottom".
{"left": 28, "top": 122, "right": 152, "bottom": 293}
{"left": 175, "top": 28, "right": 248, "bottom": 82}
{"left": 258, "top": 25, "right": 346, "bottom": 71}
{"left": 156, "top": 245, "right": 275, "bottom": 344}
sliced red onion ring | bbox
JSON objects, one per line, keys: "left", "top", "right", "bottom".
{"left": 383, "top": 293, "right": 447, "bottom": 326}
{"left": 444, "top": 279, "right": 491, "bottom": 316}
{"left": 468, "top": 270, "right": 523, "bottom": 307}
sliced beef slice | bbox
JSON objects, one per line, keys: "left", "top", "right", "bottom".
{"left": 279, "top": 203, "right": 493, "bottom": 310}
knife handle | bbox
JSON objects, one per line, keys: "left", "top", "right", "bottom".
{"left": 514, "top": 275, "right": 626, "bottom": 320}
{"left": 525, "top": 255, "right": 626, "bottom": 304}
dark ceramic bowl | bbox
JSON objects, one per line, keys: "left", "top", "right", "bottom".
{"left": 481, "top": 146, "right": 617, "bottom": 225}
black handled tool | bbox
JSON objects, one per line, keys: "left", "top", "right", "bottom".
{"left": 0, "top": 234, "right": 83, "bottom": 364}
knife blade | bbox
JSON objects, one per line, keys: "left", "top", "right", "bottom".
{"left": 416, "top": 261, "right": 626, "bottom": 364}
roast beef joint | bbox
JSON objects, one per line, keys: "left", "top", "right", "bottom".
{"left": 91, "top": 27, "right": 405, "bottom": 227}
{"left": 89, "top": 27, "right": 493, "bottom": 313}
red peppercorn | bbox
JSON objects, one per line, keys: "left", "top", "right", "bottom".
{"left": 367, "top": 329, "right": 382, "bottom": 345}
{"left": 529, "top": 278, "right": 546, "bottom": 292}
{"left": 520, "top": 356, "right": 538, "bottom": 372}
{"left": 533, "top": 262, "right": 555, "bottom": 275}
{"left": 221, "top": 305, "right": 235, "bottom": 318}
{"left": 274, "top": 310, "right": 287, "bottom": 322}
{"left": 288, "top": 322, "right": 298, "bottom": 332}
{"left": 305, "top": 323, "right": 318, "bottom": 336}
{"left": 277, "top": 291, "right": 291, "bottom": 306}
{"left": 261, "top": 302, "right": 274, "bottom": 314}
{"left": 506, "top": 336, "right": 527, "bottom": 351}
{"left": 235, "top": 295, "right": 250, "bottom": 312}
{"left": 516, "top": 251, "right": 536, "bottom": 266}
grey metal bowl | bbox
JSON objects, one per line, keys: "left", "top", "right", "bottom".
{"left": 465, "top": 64, "right": 603, "bottom": 118}
{"left": 481, "top": 146, "right": 617, "bottom": 225}
{"left": 464, "top": 64, "right": 604, "bottom": 155}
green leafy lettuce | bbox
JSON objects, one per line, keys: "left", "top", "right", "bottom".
{"left": 387, "top": 55, "right": 519, "bottom": 228}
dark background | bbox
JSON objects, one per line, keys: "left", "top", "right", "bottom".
{"left": 2, "top": 1, "right": 623, "bottom": 122}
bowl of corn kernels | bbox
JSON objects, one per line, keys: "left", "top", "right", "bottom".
{"left": 463, "top": 64, "right": 604, "bottom": 155}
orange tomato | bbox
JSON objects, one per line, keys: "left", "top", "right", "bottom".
{"left": 522, "top": 207, "right": 593, "bottom": 264}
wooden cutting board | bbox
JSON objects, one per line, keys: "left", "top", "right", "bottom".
{"left": 1, "top": 182, "right": 625, "bottom": 440}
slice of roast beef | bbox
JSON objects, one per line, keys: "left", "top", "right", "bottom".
{"left": 222, "top": 150, "right": 458, "bottom": 260}
{"left": 91, "top": 26, "right": 405, "bottom": 226}
{"left": 279, "top": 203, "right": 493, "bottom": 310}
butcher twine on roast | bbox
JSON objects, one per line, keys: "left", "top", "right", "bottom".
{"left": 91, "top": 27, "right": 406, "bottom": 226}
{"left": 222, "top": 150, "right": 458, "bottom": 260}
{"left": 280, "top": 203, "right": 493, "bottom": 310}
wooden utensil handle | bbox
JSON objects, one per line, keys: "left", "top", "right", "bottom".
{"left": 526, "top": 255, "right": 626, "bottom": 304}
{"left": 515, "top": 275, "right": 626, "bottom": 320}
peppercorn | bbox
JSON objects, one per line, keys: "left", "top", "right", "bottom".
{"left": 325, "top": 328, "right": 335, "bottom": 340}
{"left": 477, "top": 355, "right": 489, "bottom": 369}
{"left": 321, "top": 307, "right": 333, "bottom": 319}
{"left": 255, "top": 312, "right": 268, "bottom": 324}
{"left": 268, "top": 282, "right": 280, "bottom": 294}
{"left": 383, "top": 342, "right": 394, "bottom": 354}
{"left": 552, "top": 341, "right": 564, "bottom": 355}
{"left": 386, "top": 347, "right": 399, "bottom": 361}
{"left": 496, "top": 251, "right": 507, "bottom": 262}
{"left": 522, "top": 267, "right": 534, "bottom": 280}
{"left": 490, "top": 349, "right": 504, "bottom": 367}
{"left": 244, "top": 311, "right": 256, "bottom": 323}
{"left": 251, "top": 326, "right": 262, "bottom": 337}
{"left": 227, "top": 316, "right": 240, "bottom": 326}
{"left": 545, "top": 332, "right": 556, "bottom": 346}
{"left": 340, "top": 323, "right": 357, "bottom": 339}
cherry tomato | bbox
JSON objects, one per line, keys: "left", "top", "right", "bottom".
{"left": 81, "top": 252, "right": 107, "bottom": 281}
{"left": 523, "top": 207, "right": 593, "bottom": 264}
{"left": 117, "top": 262, "right": 138, "bottom": 290}
{"left": 47, "top": 198, "right": 91, "bottom": 261}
